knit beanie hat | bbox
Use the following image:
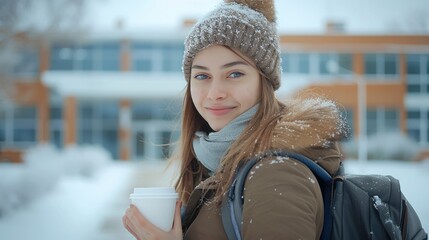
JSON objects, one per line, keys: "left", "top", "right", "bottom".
{"left": 182, "top": 0, "right": 282, "bottom": 90}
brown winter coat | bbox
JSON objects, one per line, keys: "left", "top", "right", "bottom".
{"left": 182, "top": 99, "right": 346, "bottom": 240}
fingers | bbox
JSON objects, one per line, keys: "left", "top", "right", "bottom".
{"left": 122, "top": 214, "right": 140, "bottom": 239}
{"left": 125, "top": 205, "right": 162, "bottom": 239}
{"left": 123, "top": 203, "right": 183, "bottom": 240}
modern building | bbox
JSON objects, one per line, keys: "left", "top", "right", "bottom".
{"left": 1, "top": 26, "right": 428, "bottom": 162}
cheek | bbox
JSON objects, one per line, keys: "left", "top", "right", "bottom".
{"left": 238, "top": 82, "right": 261, "bottom": 105}
{"left": 190, "top": 85, "right": 204, "bottom": 110}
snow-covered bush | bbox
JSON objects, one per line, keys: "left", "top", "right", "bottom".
{"left": 342, "top": 132, "right": 421, "bottom": 161}
{"left": 0, "top": 144, "right": 62, "bottom": 217}
{"left": 0, "top": 164, "right": 25, "bottom": 217}
{"left": 0, "top": 144, "right": 113, "bottom": 217}
{"left": 62, "top": 145, "right": 111, "bottom": 178}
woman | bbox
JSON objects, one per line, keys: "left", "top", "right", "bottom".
{"left": 123, "top": 0, "right": 347, "bottom": 239}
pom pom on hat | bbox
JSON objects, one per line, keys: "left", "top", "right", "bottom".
{"left": 224, "top": 0, "right": 276, "bottom": 23}
{"left": 182, "top": 0, "right": 282, "bottom": 90}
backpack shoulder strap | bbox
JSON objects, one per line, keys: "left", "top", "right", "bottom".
{"left": 221, "top": 150, "right": 333, "bottom": 240}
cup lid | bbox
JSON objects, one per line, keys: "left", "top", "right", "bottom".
{"left": 130, "top": 187, "right": 178, "bottom": 199}
{"left": 133, "top": 187, "right": 176, "bottom": 195}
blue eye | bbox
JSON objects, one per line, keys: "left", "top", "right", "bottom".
{"left": 194, "top": 74, "right": 209, "bottom": 80}
{"left": 229, "top": 72, "right": 244, "bottom": 78}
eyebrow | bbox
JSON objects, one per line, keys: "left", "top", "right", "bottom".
{"left": 191, "top": 61, "right": 249, "bottom": 70}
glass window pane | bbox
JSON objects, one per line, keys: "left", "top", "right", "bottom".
{"left": 50, "top": 45, "right": 74, "bottom": 70}
{"left": 427, "top": 129, "right": 429, "bottom": 143}
{"left": 132, "top": 42, "right": 160, "bottom": 72}
{"left": 365, "top": 54, "right": 377, "bottom": 74}
{"left": 319, "top": 54, "right": 330, "bottom": 75}
{"left": 13, "top": 129, "right": 36, "bottom": 141}
{"left": 366, "top": 110, "right": 377, "bottom": 135}
{"left": 132, "top": 104, "right": 152, "bottom": 120}
{"left": 100, "top": 104, "right": 118, "bottom": 118}
{"left": 50, "top": 106, "right": 62, "bottom": 120}
{"left": 338, "top": 54, "right": 353, "bottom": 74}
{"left": 80, "top": 105, "right": 93, "bottom": 119}
{"left": 80, "top": 129, "right": 93, "bottom": 144}
{"left": 75, "top": 45, "right": 94, "bottom": 70}
{"left": 14, "top": 107, "right": 36, "bottom": 119}
{"left": 407, "top": 54, "right": 420, "bottom": 75}
{"left": 281, "top": 54, "right": 290, "bottom": 73}
{"left": 135, "top": 132, "right": 145, "bottom": 157}
{"left": 384, "top": 54, "right": 398, "bottom": 75}
{"left": 0, "top": 110, "right": 7, "bottom": 142}
{"left": 51, "top": 130, "right": 62, "bottom": 148}
{"left": 384, "top": 109, "right": 399, "bottom": 131}
{"left": 102, "top": 129, "right": 117, "bottom": 159}
{"left": 426, "top": 54, "right": 429, "bottom": 74}
{"left": 0, "top": 122, "right": 5, "bottom": 141}
{"left": 407, "top": 129, "right": 420, "bottom": 142}
{"left": 407, "top": 110, "right": 421, "bottom": 119}
{"left": 100, "top": 42, "right": 120, "bottom": 71}
{"left": 162, "top": 45, "right": 184, "bottom": 72}
{"left": 297, "top": 54, "right": 310, "bottom": 74}
{"left": 407, "top": 84, "right": 420, "bottom": 93}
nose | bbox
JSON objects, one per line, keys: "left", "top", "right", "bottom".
{"left": 207, "top": 78, "right": 227, "bottom": 100}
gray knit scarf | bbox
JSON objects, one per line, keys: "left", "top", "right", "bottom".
{"left": 193, "top": 104, "right": 259, "bottom": 174}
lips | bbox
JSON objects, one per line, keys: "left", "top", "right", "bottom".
{"left": 206, "top": 106, "right": 236, "bottom": 116}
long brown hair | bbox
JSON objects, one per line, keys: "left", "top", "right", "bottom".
{"left": 173, "top": 65, "right": 285, "bottom": 204}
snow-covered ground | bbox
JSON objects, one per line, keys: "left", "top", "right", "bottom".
{"left": 0, "top": 161, "right": 135, "bottom": 240}
{"left": 0, "top": 152, "right": 428, "bottom": 239}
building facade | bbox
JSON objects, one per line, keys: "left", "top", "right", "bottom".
{"left": 1, "top": 31, "right": 428, "bottom": 161}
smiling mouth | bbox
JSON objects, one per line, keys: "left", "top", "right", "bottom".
{"left": 206, "top": 106, "right": 236, "bottom": 116}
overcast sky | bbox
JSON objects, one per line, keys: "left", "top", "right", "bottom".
{"left": 87, "top": 0, "right": 429, "bottom": 34}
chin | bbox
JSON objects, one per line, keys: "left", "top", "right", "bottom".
{"left": 209, "top": 123, "right": 225, "bottom": 132}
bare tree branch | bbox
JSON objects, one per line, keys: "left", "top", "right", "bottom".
{"left": 0, "top": 0, "right": 89, "bottom": 110}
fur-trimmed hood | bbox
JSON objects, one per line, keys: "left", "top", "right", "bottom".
{"left": 271, "top": 97, "right": 348, "bottom": 175}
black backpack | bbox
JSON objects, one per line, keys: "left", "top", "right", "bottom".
{"left": 221, "top": 151, "right": 428, "bottom": 240}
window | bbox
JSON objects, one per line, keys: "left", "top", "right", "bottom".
{"left": 406, "top": 54, "right": 429, "bottom": 94}
{"left": 364, "top": 53, "right": 399, "bottom": 77}
{"left": 78, "top": 102, "right": 119, "bottom": 158}
{"left": 0, "top": 110, "right": 6, "bottom": 142}
{"left": 131, "top": 42, "right": 183, "bottom": 72}
{"left": 13, "top": 106, "right": 37, "bottom": 142}
{"left": 162, "top": 44, "right": 184, "bottom": 72}
{"left": 281, "top": 53, "right": 310, "bottom": 74}
{"left": 74, "top": 45, "right": 95, "bottom": 70}
{"left": 366, "top": 108, "right": 400, "bottom": 136}
{"left": 319, "top": 53, "right": 352, "bottom": 75}
{"left": 364, "top": 54, "right": 377, "bottom": 75}
{"left": 426, "top": 54, "right": 429, "bottom": 74}
{"left": 100, "top": 42, "right": 120, "bottom": 71}
{"left": 50, "top": 44, "right": 74, "bottom": 70}
{"left": 50, "top": 105, "right": 63, "bottom": 148}
{"left": 11, "top": 45, "right": 39, "bottom": 78}
{"left": 406, "top": 110, "right": 423, "bottom": 143}
{"left": 407, "top": 54, "right": 421, "bottom": 75}
{"left": 132, "top": 100, "right": 181, "bottom": 121}
{"left": 50, "top": 42, "right": 120, "bottom": 71}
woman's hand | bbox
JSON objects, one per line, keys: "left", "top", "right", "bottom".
{"left": 122, "top": 201, "right": 183, "bottom": 240}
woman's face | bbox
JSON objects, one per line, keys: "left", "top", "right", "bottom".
{"left": 190, "top": 45, "right": 261, "bottom": 131}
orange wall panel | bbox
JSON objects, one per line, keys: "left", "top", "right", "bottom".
{"left": 64, "top": 97, "right": 77, "bottom": 145}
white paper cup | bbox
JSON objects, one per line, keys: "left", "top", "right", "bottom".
{"left": 130, "top": 187, "right": 178, "bottom": 232}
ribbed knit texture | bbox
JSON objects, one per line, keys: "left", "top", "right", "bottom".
{"left": 182, "top": 1, "right": 282, "bottom": 90}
